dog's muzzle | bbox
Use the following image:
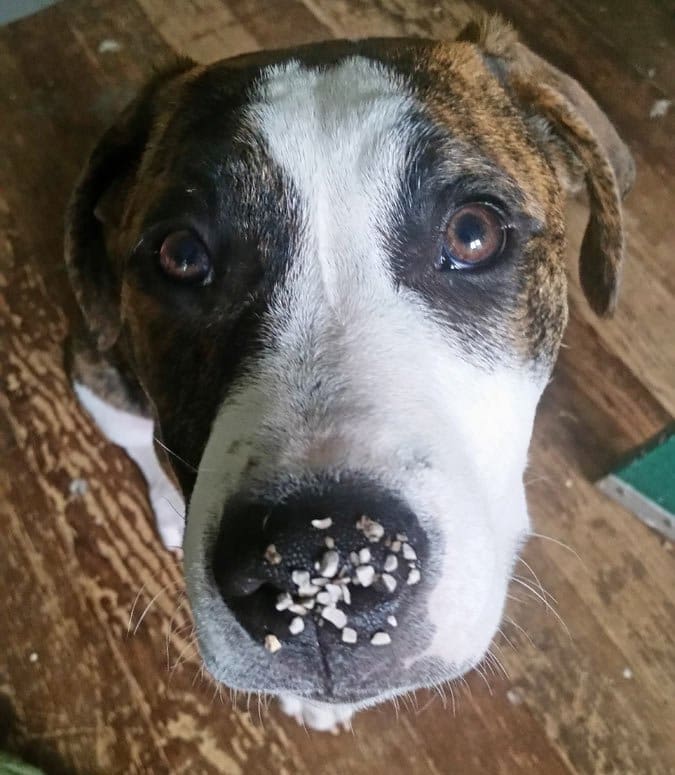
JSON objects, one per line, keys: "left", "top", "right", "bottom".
{"left": 211, "top": 475, "right": 429, "bottom": 662}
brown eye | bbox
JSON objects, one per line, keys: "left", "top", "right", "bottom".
{"left": 441, "top": 203, "right": 508, "bottom": 269}
{"left": 159, "top": 230, "right": 213, "bottom": 284}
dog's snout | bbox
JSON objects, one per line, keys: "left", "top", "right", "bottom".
{"left": 211, "top": 478, "right": 428, "bottom": 653}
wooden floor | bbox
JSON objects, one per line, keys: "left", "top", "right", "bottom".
{"left": 1, "top": 1, "right": 673, "bottom": 773}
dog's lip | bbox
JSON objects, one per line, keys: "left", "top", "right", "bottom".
{"left": 289, "top": 673, "right": 458, "bottom": 706}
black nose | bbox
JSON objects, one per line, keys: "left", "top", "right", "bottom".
{"left": 211, "top": 477, "right": 428, "bottom": 652}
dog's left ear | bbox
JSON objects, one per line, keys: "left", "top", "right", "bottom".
{"left": 65, "top": 58, "right": 195, "bottom": 350}
{"left": 458, "top": 14, "right": 635, "bottom": 317}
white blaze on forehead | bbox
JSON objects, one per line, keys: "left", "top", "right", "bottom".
{"left": 246, "top": 57, "right": 413, "bottom": 306}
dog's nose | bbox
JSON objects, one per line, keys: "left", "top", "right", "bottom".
{"left": 211, "top": 478, "right": 428, "bottom": 650}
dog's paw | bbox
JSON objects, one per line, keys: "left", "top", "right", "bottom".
{"left": 149, "top": 479, "right": 185, "bottom": 552}
{"left": 279, "top": 695, "right": 354, "bottom": 733}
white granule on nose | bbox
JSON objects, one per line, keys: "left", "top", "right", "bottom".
{"left": 297, "top": 582, "right": 320, "bottom": 597}
{"left": 381, "top": 573, "right": 397, "bottom": 593}
{"left": 358, "top": 548, "right": 372, "bottom": 563}
{"left": 292, "top": 570, "right": 310, "bottom": 587}
{"left": 324, "top": 583, "right": 343, "bottom": 602}
{"left": 356, "top": 515, "right": 385, "bottom": 542}
{"left": 275, "top": 592, "right": 293, "bottom": 611}
{"left": 264, "top": 544, "right": 282, "bottom": 565}
{"left": 355, "top": 565, "right": 375, "bottom": 587}
{"left": 264, "top": 634, "right": 282, "bottom": 653}
{"left": 318, "top": 550, "right": 340, "bottom": 578}
{"left": 262, "top": 518, "right": 424, "bottom": 651}
{"left": 321, "top": 606, "right": 348, "bottom": 629}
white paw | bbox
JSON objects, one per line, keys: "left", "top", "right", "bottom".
{"left": 279, "top": 695, "right": 354, "bottom": 733}
{"left": 150, "top": 479, "right": 185, "bottom": 551}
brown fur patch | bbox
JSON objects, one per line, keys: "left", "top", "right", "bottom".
{"left": 409, "top": 40, "right": 568, "bottom": 363}
{"left": 454, "top": 10, "right": 634, "bottom": 316}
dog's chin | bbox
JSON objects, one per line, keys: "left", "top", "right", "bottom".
{"left": 195, "top": 634, "right": 480, "bottom": 708}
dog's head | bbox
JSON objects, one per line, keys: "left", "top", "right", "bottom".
{"left": 66, "top": 15, "right": 633, "bottom": 707}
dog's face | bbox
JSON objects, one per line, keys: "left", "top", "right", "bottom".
{"left": 66, "top": 19, "right": 633, "bottom": 709}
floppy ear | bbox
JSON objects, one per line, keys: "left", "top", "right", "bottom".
{"left": 458, "top": 14, "right": 635, "bottom": 317}
{"left": 65, "top": 59, "right": 195, "bottom": 350}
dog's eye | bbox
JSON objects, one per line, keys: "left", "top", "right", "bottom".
{"left": 439, "top": 203, "right": 508, "bottom": 270}
{"left": 159, "top": 230, "right": 213, "bottom": 284}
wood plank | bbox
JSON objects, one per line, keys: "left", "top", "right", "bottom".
{"left": 1, "top": 0, "right": 673, "bottom": 773}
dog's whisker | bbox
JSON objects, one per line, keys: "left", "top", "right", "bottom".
{"left": 490, "top": 639, "right": 509, "bottom": 661}
{"left": 391, "top": 693, "right": 400, "bottom": 719}
{"left": 433, "top": 681, "right": 448, "bottom": 711}
{"left": 169, "top": 634, "right": 199, "bottom": 680}
{"left": 400, "top": 691, "right": 415, "bottom": 715}
{"left": 527, "top": 531, "right": 587, "bottom": 569}
{"left": 516, "top": 557, "right": 553, "bottom": 603}
{"left": 127, "top": 581, "right": 148, "bottom": 637}
{"left": 153, "top": 436, "right": 198, "bottom": 473}
{"left": 523, "top": 475, "right": 553, "bottom": 487}
{"left": 256, "top": 692, "right": 266, "bottom": 728}
{"left": 210, "top": 682, "right": 220, "bottom": 706}
{"left": 416, "top": 690, "right": 438, "bottom": 715}
{"left": 458, "top": 675, "right": 473, "bottom": 699}
{"left": 512, "top": 572, "right": 558, "bottom": 606}
{"left": 496, "top": 625, "right": 518, "bottom": 652}
{"left": 160, "top": 495, "right": 186, "bottom": 522}
{"left": 129, "top": 570, "right": 183, "bottom": 638}
{"left": 486, "top": 648, "right": 510, "bottom": 680}
{"left": 506, "top": 592, "right": 530, "bottom": 605}
{"left": 165, "top": 594, "right": 189, "bottom": 669}
{"left": 132, "top": 580, "right": 183, "bottom": 637}
{"left": 510, "top": 575, "right": 558, "bottom": 612}
{"left": 482, "top": 652, "right": 498, "bottom": 678}
{"left": 190, "top": 663, "right": 206, "bottom": 689}
{"left": 473, "top": 662, "right": 494, "bottom": 696}
{"left": 503, "top": 615, "right": 537, "bottom": 650}
{"left": 510, "top": 577, "right": 572, "bottom": 640}
{"left": 448, "top": 682, "right": 457, "bottom": 717}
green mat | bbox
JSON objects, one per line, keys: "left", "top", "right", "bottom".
{"left": 597, "top": 425, "right": 675, "bottom": 540}
{"left": 0, "top": 754, "right": 45, "bottom": 775}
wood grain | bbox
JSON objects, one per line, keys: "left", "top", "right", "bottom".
{"left": 1, "top": 1, "right": 673, "bottom": 773}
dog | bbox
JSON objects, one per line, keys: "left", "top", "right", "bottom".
{"left": 64, "top": 13, "right": 634, "bottom": 731}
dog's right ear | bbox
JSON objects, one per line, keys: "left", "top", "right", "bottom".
{"left": 457, "top": 13, "right": 635, "bottom": 318}
{"left": 65, "top": 59, "right": 195, "bottom": 351}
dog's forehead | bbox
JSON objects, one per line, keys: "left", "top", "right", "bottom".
{"left": 163, "top": 40, "right": 553, "bottom": 211}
